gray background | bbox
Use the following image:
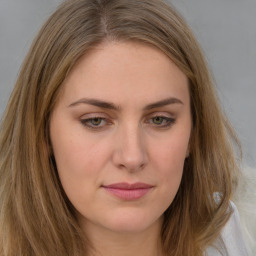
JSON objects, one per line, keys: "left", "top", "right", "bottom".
{"left": 0, "top": 0, "right": 255, "bottom": 167}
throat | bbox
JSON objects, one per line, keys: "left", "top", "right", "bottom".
{"left": 90, "top": 234, "right": 163, "bottom": 256}
{"left": 83, "top": 221, "right": 164, "bottom": 256}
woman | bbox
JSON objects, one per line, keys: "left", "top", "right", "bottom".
{"left": 0, "top": 0, "right": 248, "bottom": 255}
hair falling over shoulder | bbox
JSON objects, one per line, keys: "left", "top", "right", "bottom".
{"left": 0, "top": 0, "right": 241, "bottom": 255}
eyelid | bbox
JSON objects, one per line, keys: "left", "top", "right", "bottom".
{"left": 80, "top": 113, "right": 113, "bottom": 130}
{"left": 79, "top": 112, "right": 176, "bottom": 131}
{"left": 80, "top": 112, "right": 109, "bottom": 119}
{"left": 145, "top": 112, "right": 176, "bottom": 128}
{"left": 146, "top": 111, "right": 176, "bottom": 120}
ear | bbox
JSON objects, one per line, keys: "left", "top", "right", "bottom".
{"left": 186, "top": 126, "right": 194, "bottom": 158}
{"left": 43, "top": 136, "right": 54, "bottom": 158}
{"left": 186, "top": 147, "right": 190, "bottom": 158}
{"left": 185, "top": 137, "right": 191, "bottom": 158}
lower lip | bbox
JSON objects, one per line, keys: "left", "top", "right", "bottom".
{"left": 103, "top": 187, "right": 152, "bottom": 200}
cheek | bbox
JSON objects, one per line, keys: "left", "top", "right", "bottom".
{"left": 151, "top": 134, "right": 189, "bottom": 171}
{"left": 51, "top": 127, "right": 115, "bottom": 200}
{"left": 51, "top": 137, "right": 110, "bottom": 211}
{"left": 149, "top": 131, "right": 189, "bottom": 197}
{"left": 53, "top": 137, "right": 110, "bottom": 183}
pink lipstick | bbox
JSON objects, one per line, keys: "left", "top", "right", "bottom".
{"left": 102, "top": 182, "right": 153, "bottom": 200}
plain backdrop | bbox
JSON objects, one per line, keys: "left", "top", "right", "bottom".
{"left": 0, "top": 0, "right": 255, "bottom": 167}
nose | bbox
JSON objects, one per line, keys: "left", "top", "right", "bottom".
{"left": 112, "top": 124, "right": 148, "bottom": 172}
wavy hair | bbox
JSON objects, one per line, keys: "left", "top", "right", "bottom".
{"left": 0, "top": 0, "right": 241, "bottom": 255}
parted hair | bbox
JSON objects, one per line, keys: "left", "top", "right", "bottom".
{"left": 0, "top": 0, "right": 241, "bottom": 255}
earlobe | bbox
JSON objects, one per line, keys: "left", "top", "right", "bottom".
{"left": 186, "top": 148, "right": 190, "bottom": 158}
{"left": 43, "top": 136, "right": 54, "bottom": 158}
{"left": 43, "top": 139, "right": 57, "bottom": 170}
{"left": 185, "top": 140, "right": 191, "bottom": 158}
{"left": 186, "top": 128, "right": 193, "bottom": 158}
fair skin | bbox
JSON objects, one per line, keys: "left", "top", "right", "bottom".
{"left": 50, "top": 41, "right": 192, "bottom": 256}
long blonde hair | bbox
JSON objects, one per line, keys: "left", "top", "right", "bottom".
{"left": 0, "top": 0, "right": 241, "bottom": 255}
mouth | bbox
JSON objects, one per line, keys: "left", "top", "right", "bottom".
{"left": 101, "top": 182, "right": 154, "bottom": 200}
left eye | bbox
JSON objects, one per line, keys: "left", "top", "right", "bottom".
{"left": 81, "top": 117, "right": 108, "bottom": 128}
{"left": 148, "top": 116, "right": 175, "bottom": 127}
{"left": 152, "top": 116, "right": 165, "bottom": 125}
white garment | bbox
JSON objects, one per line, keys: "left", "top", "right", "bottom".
{"left": 205, "top": 201, "right": 248, "bottom": 256}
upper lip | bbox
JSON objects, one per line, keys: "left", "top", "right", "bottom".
{"left": 102, "top": 182, "right": 153, "bottom": 190}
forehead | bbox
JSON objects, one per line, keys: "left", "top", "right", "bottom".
{"left": 60, "top": 41, "right": 189, "bottom": 107}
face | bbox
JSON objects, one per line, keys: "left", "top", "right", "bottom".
{"left": 50, "top": 41, "right": 191, "bottom": 235}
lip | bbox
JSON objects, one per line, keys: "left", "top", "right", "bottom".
{"left": 102, "top": 182, "right": 154, "bottom": 200}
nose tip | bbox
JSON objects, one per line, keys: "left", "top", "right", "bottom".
{"left": 112, "top": 128, "right": 148, "bottom": 172}
{"left": 117, "top": 152, "right": 147, "bottom": 171}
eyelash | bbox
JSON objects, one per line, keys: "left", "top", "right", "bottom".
{"left": 80, "top": 117, "right": 111, "bottom": 130}
{"left": 146, "top": 116, "right": 176, "bottom": 128}
{"left": 80, "top": 115, "right": 176, "bottom": 130}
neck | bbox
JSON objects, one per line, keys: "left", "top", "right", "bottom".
{"left": 83, "top": 219, "right": 164, "bottom": 256}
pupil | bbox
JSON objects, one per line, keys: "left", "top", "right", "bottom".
{"left": 153, "top": 117, "right": 163, "bottom": 124}
{"left": 92, "top": 118, "right": 101, "bottom": 125}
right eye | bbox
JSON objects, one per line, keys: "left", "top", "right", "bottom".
{"left": 80, "top": 117, "right": 110, "bottom": 130}
{"left": 145, "top": 115, "right": 176, "bottom": 129}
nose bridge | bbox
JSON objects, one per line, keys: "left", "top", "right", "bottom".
{"left": 112, "top": 121, "right": 148, "bottom": 171}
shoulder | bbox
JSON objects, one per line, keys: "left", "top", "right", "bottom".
{"left": 233, "top": 166, "right": 256, "bottom": 255}
{"left": 220, "top": 201, "right": 248, "bottom": 255}
{"left": 205, "top": 201, "right": 248, "bottom": 256}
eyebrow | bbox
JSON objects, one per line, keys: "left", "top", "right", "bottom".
{"left": 68, "top": 97, "right": 183, "bottom": 110}
{"left": 68, "top": 98, "right": 119, "bottom": 110}
{"left": 143, "top": 97, "right": 183, "bottom": 110}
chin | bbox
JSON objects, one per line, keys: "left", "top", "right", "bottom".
{"left": 100, "top": 210, "right": 163, "bottom": 234}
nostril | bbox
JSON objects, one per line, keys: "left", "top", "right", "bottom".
{"left": 112, "top": 145, "right": 148, "bottom": 172}
{"left": 111, "top": 126, "right": 148, "bottom": 171}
